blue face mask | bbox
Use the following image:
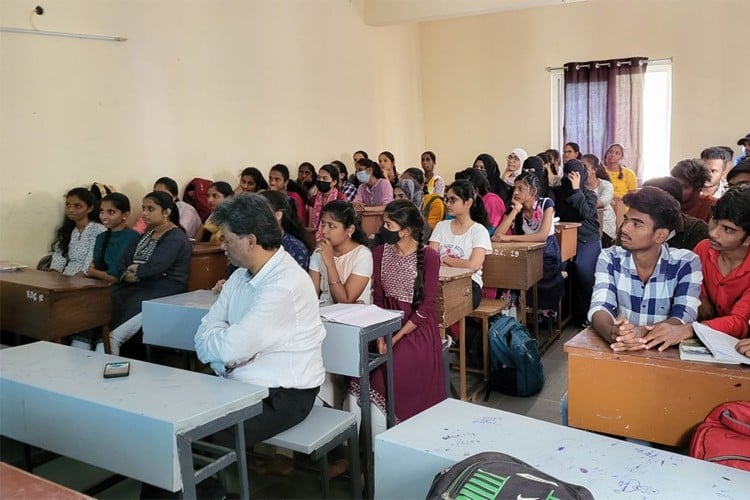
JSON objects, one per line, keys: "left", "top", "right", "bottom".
{"left": 356, "top": 171, "right": 369, "bottom": 183}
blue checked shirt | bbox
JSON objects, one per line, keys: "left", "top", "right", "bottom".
{"left": 588, "top": 245, "right": 702, "bottom": 326}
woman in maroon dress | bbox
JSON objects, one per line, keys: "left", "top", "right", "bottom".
{"left": 349, "top": 200, "right": 445, "bottom": 430}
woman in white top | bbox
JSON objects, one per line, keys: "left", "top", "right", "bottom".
{"left": 308, "top": 200, "right": 373, "bottom": 409}
{"left": 49, "top": 187, "right": 106, "bottom": 276}
{"left": 429, "top": 180, "right": 492, "bottom": 309}
{"left": 582, "top": 154, "right": 616, "bottom": 247}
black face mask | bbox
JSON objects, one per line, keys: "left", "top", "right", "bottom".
{"left": 316, "top": 180, "right": 332, "bottom": 193}
{"left": 379, "top": 226, "right": 401, "bottom": 245}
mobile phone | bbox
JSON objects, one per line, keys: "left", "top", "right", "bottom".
{"left": 103, "top": 361, "right": 130, "bottom": 378}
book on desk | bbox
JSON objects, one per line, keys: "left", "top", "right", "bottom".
{"left": 319, "top": 303, "right": 402, "bottom": 328}
{"left": 688, "top": 322, "right": 749, "bottom": 365}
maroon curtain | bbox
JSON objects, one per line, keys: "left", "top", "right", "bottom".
{"left": 564, "top": 57, "right": 647, "bottom": 179}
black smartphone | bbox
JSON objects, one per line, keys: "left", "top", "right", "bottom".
{"left": 103, "top": 361, "right": 131, "bottom": 378}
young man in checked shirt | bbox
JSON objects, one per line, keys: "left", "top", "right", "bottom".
{"left": 588, "top": 186, "right": 703, "bottom": 352}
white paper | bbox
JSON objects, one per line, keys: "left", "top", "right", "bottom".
{"left": 692, "top": 322, "right": 748, "bottom": 365}
{"left": 319, "top": 303, "right": 402, "bottom": 328}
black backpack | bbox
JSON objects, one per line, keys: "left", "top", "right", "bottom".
{"left": 485, "top": 315, "right": 545, "bottom": 399}
{"left": 426, "top": 452, "right": 594, "bottom": 500}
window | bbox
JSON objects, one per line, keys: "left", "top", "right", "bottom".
{"left": 551, "top": 60, "right": 672, "bottom": 181}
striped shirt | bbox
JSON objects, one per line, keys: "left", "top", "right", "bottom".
{"left": 588, "top": 245, "right": 702, "bottom": 326}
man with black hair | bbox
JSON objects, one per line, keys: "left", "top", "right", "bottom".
{"left": 700, "top": 147, "right": 731, "bottom": 198}
{"left": 670, "top": 159, "right": 715, "bottom": 222}
{"left": 727, "top": 158, "right": 750, "bottom": 188}
{"left": 588, "top": 187, "right": 702, "bottom": 351}
{"left": 640, "top": 177, "right": 708, "bottom": 250}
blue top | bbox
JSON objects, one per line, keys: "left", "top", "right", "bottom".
{"left": 282, "top": 232, "right": 310, "bottom": 271}
{"left": 92, "top": 228, "right": 140, "bottom": 281}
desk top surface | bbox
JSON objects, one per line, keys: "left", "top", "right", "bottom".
{"left": 191, "top": 242, "right": 224, "bottom": 255}
{"left": 438, "top": 266, "right": 473, "bottom": 282}
{"left": 376, "top": 398, "right": 750, "bottom": 498}
{"left": 0, "top": 342, "right": 267, "bottom": 432}
{"left": 145, "top": 288, "right": 218, "bottom": 308}
{"left": 490, "top": 241, "right": 546, "bottom": 255}
{"left": 565, "top": 327, "right": 750, "bottom": 373}
{"left": 0, "top": 268, "right": 109, "bottom": 292}
{"left": 555, "top": 221, "right": 582, "bottom": 229}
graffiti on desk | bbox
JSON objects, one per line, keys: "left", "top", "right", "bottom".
{"left": 25, "top": 290, "right": 45, "bottom": 302}
{"left": 431, "top": 428, "right": 481, "bottom": 456}
{"left": 492, "top": 248, "right": 520, "bottom": 258}
{"left": 617, "top": 477, "right": 658, "bottom": 496}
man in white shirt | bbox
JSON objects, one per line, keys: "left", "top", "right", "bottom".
{"left": 195, "top": 193, "right": 325, "bottom": 444}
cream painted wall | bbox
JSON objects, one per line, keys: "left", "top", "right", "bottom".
{"left": 0, "top": 0, "right": 423, "bottom": 265}
{"left": 419, "top": 0, "right": 749, "bottom": 180}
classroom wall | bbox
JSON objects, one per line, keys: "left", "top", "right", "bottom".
{"left": 418, "top": 0, "right": 749, "bottom": 180}
{"left": 0, "top": 0, "right": 424, "bottom": 265}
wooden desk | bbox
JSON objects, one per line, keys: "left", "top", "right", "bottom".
{"left": 374, "top": 398, "right": 750, "bottom": 499}
{"left": 554, "top": 222, "right": 580, "bottom": 263}
{"left": 564, "top": 328, "right": 750, "bottom": 447}
{"left": 0, "top": 269, "right": 112, "bottom": 352}
{"left": 188, "top": 243, "right": 228, "bottom": 291}
{"left": 0, "top": 462, "right": 93, "bottom": 499}
{"left": 436, "top": 267, "right": 474, "bottom": 401}
{"left": 359, "top": 206, "right": 385, "bottom": 237}
{"left": 0, "top": 342, "right": 267, "bottom": 498}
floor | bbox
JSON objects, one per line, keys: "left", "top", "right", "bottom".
{"left": 0, "top": 325, "right": 580, "bottom": 499}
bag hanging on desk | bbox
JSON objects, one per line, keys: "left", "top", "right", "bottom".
{"left": 425, "top": 451, "right": 594, "bottom": 500}
{"left": 485, "top": 314, "right": 544, "bottom": 399}
{"left": 183, "top": 177, "right": 214, "bottom": 222}
{"left": 690, "top": 400, "right": 750, "bottom": 472}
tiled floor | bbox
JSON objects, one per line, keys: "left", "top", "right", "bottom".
{"left": 0, "top": 325, "right": 581, "bottom": 499}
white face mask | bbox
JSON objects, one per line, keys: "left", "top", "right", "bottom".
{"left": 356, "top": 171, "right": 369, "bottom": 183}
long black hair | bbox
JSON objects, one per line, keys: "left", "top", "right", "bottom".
{"left": 260, "top": 190, "right": 314, "bottom": 252}
{"left": 446, "top": 179, "right": 489, "bottom": 228}
{"left": 271, "top": 163, "right": 309, "bottom": 205}
{"left": 144, "top": 190, "right": 183, "bottom": 231}
{"left": 239, "top": 168, "right": 268, "bottom": 191}
{"left": 51, "top": 187, "right": 98, "bottom": 257}
{"left": 93, "top": 192, "right": 131, "bottom": 270}
{"left": 321, "top": 200, "right": 369, "bottom": 246}
{"left": 384, "top": 199, "right": 426, "bottom": 307}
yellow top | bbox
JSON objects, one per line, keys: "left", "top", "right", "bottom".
{"left": 422, "top": 194, "right": 445, "bottom": 228}
{"left": 202, "top": 215, "right": 222, "bottom": 245}
{"left": 608, "top": 166, "right": 637, "bottom": 198}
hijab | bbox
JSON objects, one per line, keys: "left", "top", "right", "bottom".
{"left": 475, "top": 153, "right": 502, "bottom": 196}
{"left": 559, "top": 158, "right": 589, "bottom": 199}
{"left": 506, "top": 148, "right": 529, "bottom": 185}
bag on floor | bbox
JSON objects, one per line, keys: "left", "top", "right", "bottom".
{"left": 183, "top": 177, "right": 213, "bottom": 222}
{"left": 689, "top": 400, "right": 750, "bottom": 471}
{"left": 485, "top": 314, "right": 544, "bottom": 399}
{"left": 426, "top": 451, "right": 594, "bottom": 500}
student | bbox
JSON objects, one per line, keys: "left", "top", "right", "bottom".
{"left": 588, "top": 187, "right": 702, "bottom": 351}
{"left": 562, "top": 142, "right": 582, "bottom": 162}
{"left": 545, "top": 148, "right": 563, "bottom": 186}
{"left": 455, "top": 168, "right": 505, "bottom": 236}
{"left": 735, "top": 133, "right": 750, "bottom": 166}
{"left": 332, "top": 160, "right": 357, "bottom": 201}
{"left": 48, "top": 187, "right": 105, "bottom": 276}
{"left": 309, "top": 200, "right": 372, "bottom": 307}
{"left": 474, "top": 153, "right": 509, "bottom": 205}
{"left": 235, "top": 166, "right": 268, "bottom": 194}
{"left": 552, "top": 159, "right": 601, "bottom": 324}
{"left": 195, "top": 181, "right": 234, "bottom": 244}
{"left": 602, "top": 143, "right": 637, "bottom": 198}
{"left": 502, "top": 148, "right": 528, "bottom": 190}
{"left": 538, "top": 151, "right": 559, "bottom": 188}
{"left": 260, "top": 190, "right": 312, "bottom": 271}
{"left": 429, "top": 180, "right": 492, "bottom": 309}
{"left": 86, "top": 193, "right": 139, "bottom": 285}
{"left": 492, "top": 171, "right": 563, "bottom": 317}
{"left": 194, "top": 193, "right": 324, "bottom": 456}
{"left": 727, "top": 158, "right": 750, "bottom": 188}
{"left": 670, "top": 159, "right": 715, "bottom": 223}
{"left": 309, "top": 164, "right": 348, "bottom": 242}
{"left": 105, "top": 191, "right": 191, "bottom": 355}
{"left": 700, "top": 147, "right": 731, "bottom": 198}
{"left": 402, "top": 167, "right": 445, "bottom": 229}
{"left": 378, "top": 151, "right": 399, "bottom": 185}
{"left": 352, "top": 149, "right": 368, "bottom": 166}
{"left": 581, "top": 153, "right": 616, "bottom": 247}
{"left": 353, "top": 158, "right": 394, "bottom": 208}
{"left": 297, "top": 162, "right": 318, "bottom": 199}
{"left": 393, "top": 177, "right": 432, "bottom": 240}
{"left": 421, "top": 151, "right": 445, "bottom": 196}
{"left": 639, "top": 177, "right": 708, "bottom": 251}
{"left": 347, "top": 200, "right": 445, "bottom": 432}
{"left": 521, "top": 155, "right": 550, "bottom": 198}
{"left": 153, "top": 176, "right": 202, "bottom": 238}
{"left": 268, "top": 163, "right": 309, "bottom": 226}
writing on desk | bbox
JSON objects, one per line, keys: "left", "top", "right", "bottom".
{"left": 25, "top": 290, "right": 45, "bottom": 302}
{"left": 492, "top": 248, "right": 520, "bottom": 258}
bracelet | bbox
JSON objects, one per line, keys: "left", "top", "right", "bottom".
{"left": 328, "top": 280, "right": 341, "bottom": 286}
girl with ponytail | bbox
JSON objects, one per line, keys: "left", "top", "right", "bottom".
{"left": 347, "top": 200, "right": 445, "bottom": 434}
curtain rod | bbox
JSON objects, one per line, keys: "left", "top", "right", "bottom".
{"left": 0, "top": 26, "right": 127, "bottom": 42}
{"left": 545, "top": 57, "right": 671, "bottom": 72}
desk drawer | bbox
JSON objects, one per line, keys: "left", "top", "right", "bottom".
{"left": 435, "top": 276, "right": 472, "bottom": 328}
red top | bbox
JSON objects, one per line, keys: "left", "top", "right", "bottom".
{"left": 683, "top": 194, "right": 715, "bottom": 223}
{"left": 694, "top": 239, "right": 750, "bottom": 338}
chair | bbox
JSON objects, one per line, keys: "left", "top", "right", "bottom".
{"left": 263, "top": 406, "right": 362, "bottom": 499}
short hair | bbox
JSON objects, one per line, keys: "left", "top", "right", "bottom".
{"left": 711, "top": 185, "right": 750, "bottom": 234}
{"left": 642, "top": 177, "right": 682, "bottom": 203}
{"left": 700, "top": 147, "right": 731, "bottom": 162}
{"left": 727, "top": 158, "right": 750, "bottom": 184}
{"left": 622, "top": 186, "right": 681, "bottom": 232}
{"left": 421, "top": 151, "right": 436, "bottom": 162}
{"left": 670, "top": 159, "right": 710, "bottom": 190}
{"left": 212, "top": 193, "right": 281, "bottom": 250}
{"left": 718, "top": 146, "right": 734, "bottom": 161}
{"left": 154, "top": 177, "right": 179, "bottom": 197}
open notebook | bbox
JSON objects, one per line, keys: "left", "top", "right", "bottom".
{"left": 686, "top": 323, "right": 750, "bottom": 365}
{"left": 319, "top": 303, "right": 402, "bottom": 328}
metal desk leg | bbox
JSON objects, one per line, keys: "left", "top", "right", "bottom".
{"left": 359, "top": 339, "right": 373, "bottom": 498}
{"left": 458, "top": 318, "right": 467, "bottom": 401}
{"left": 235, "top": 422, "right": 249, "bottom": 500}
{"left": 176, "top": 434, "right": 197, "bottom": 500}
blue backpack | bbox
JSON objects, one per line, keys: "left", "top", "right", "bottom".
{"left": 485, "top": 315, "right": 545, "bottom": 398}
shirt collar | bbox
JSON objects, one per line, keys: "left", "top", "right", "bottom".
{"left": 244, "top": 247, "right": 284, "bottom": 284}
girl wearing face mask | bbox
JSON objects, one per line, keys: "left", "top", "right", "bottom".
{"left": 309, "top": 164, "right": 348, "bottom": 242}
{"left": 346, "top": 200, "right": 445, "bottom": 437}
{"left": 353, "top": 158, "right": 394, "bottom": 210}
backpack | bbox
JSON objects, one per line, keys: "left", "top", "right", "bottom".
{"left": 426, "top": 452, "right": 594, "bottom": 500}
{"left": 89, "top": 182, "right": 116, "bottom": 201}
{"left": 183, "top": 177, "right": 213, "bottom": 222}
{"left": 485, "top": 315, "right": 544, "bottom": 399}
{"left": 689, "top": 401, "right": 750, "bottom": 471}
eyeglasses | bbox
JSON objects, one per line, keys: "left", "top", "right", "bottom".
{"left": 507, "top": 155, "right": 520, "bottom": 161}
{"left": 445, "top": 196, "right": 461, "bottom": 205}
